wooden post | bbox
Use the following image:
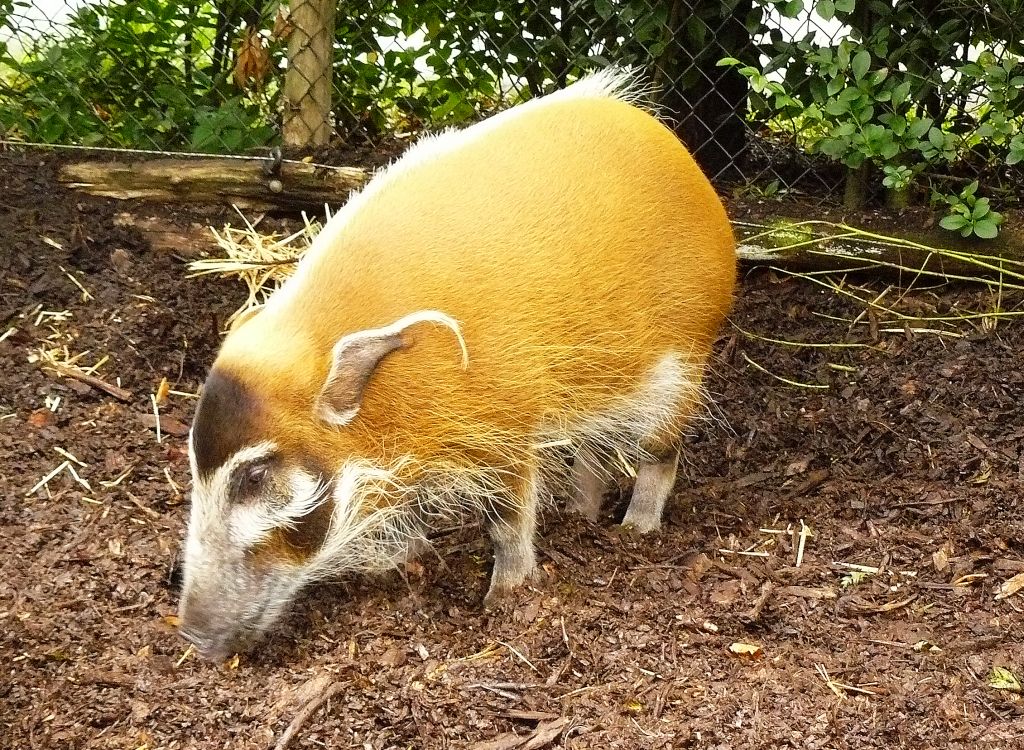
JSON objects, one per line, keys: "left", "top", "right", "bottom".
{"left": 843, "top": 162, "right": 872, "bottom": 210}
{"left": 282, "top": 0, "right": 337, "bottom": 148}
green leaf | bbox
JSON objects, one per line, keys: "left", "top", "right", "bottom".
{"left": 817, "top": 0, "right": 836, "bottom": 20}
{"left": 861, "top": 123, "right": 884, "bottom": 141}
{"left": 988, "top": 667, "right": 1022, "bottom": 692}
{"left": 717, "top": 57, "right": 743, "bottom": 67}
{"left": 818, "top": 137, "right": 850, "bottom": 158}
{"left": 928, "top": 127, "right": 946, "bottom": 148}
{"left": 594, "top": 0, "right": 614, "bottom": 21}
{"left": 908, "top": 118, "right": 933, "bottom": 139}
{"left": 837, "top": 42, "right": 851, "bottom": 69}
{"left": 838, "top": 86, "right": 862, "bottom": 103}
{"left": 891, "top": 81, "right": 912, "bottom": 106}
{"left": 825, "top": 99, "right": 850, "bottom": 116}
{"left": 781, "top": 0, "right": 804, "bottom": 18}
{"left": 973, "top": 220, "right": 999, "bottom": 239}
{"left": 879, "top": 142, "right": 900, "bottom": 159}
{"left": 809, "top": 77, "right": 828, "bottom": 103}
{"left": 835, "top": 0, "right": 856, "bottom": 11}
{"left": 852, "top": 50, "right": 871, "bottom": 81}
{"left": 885, "top": 116, "right": 907, "bottom": 136}
{"left": 940, "top": 214, "right": 969, "bottom": 231}
{"left": 844, "top": 151, "right": 866, "bottom": 168}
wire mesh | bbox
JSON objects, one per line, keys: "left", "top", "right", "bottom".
{"left": 1, "top": 1, "right": 1022, "bottom": 208}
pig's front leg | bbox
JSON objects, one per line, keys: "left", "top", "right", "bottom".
{"left": 484, "top": 461, "right": 540, "bottom": 607}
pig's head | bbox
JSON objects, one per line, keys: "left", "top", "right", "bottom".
{"left": 177, "top": 310, "right": 467, "bottom": 660}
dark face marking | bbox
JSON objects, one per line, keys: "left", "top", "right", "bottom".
{"left": 252, "top": 492, "right": 336, "bottom": 567}
{"left": 229, "top": 453, "right": 282, "bottom": 502}
{"left": 285, "top": 479, "right": 335, "bottom": 551}
{"left": 192, "top": 368, "right": 265, "bottom": 477}
{"left": 252, "top": 455, "right": 335, "bottom": 565}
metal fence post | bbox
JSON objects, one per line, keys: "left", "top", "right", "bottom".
{"left": 282, "top": 0, "right": 337, "bottom": 149}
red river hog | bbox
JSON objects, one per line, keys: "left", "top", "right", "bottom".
{"left": 178, "top": 69, "right": 736, "bottom": 660}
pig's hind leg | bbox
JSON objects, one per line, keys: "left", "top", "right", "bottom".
{"left": 621, "top": 448, "right": 680, "bottom": 533}
{"left": 567, "top": 450, "right": 609, "bottom": 521}
{"left": 618, "top": 352, "right": 703, "bottom": 533}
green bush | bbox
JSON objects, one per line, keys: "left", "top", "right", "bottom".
{"left": 0, "top": 0, "right": 1021, "bottom": 224}
{"left": 1, "top": 0, "right": 275, "bottom": 150}
{"left": 721, "top": 0, "right": 1023, "bottom": 214}
{"left": 936, "top": 181, "right": 1004, "bottom": 239}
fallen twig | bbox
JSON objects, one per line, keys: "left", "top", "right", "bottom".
{"left": 273, "top": 680, "right": 344, "bottom": 750}
{"left": 845, "top": 594, "right": 918, "bottom": 615}
{"left": 470, "top": 717, "right": 570, "bottom": 750}
{"left": 124, "top": 490, "right": 161, "bottom": 519}
{"left": 815, "top": 663, "right": 881, "bottom": 699}
{"left": 44, "top": 361, "right": 133, "bottom": 401}
{"left": 743, "top": 580, "right": 775, "bottom": 623}
{"left": 795, "top": 520, "right": 812, "bottom": 567}
{"left": 498, "top": 641, "right": 542, "bottom": 675}
{"left": 741, "top": 351, "right": 829, "bottom": 390}
{"left": 469, "top": 682, "right": 543, "bottom": 692}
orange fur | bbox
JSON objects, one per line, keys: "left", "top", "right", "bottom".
{"left": 214, "top": 80, "right": 736, "bottom": 513}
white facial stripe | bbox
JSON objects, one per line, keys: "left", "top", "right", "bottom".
{"left": 187, "top": 428, "right": 199, "bottom": 483}
{"left": 219, "top": 442, "right": 280, "bottom": 483}
{"left": 304, "top": 459, "right": 441, "bottom": 576}
{"left": 187, "top": 440, "right": 278, "bottom": 540}
{"left": 229, "top": 468, "right": 329, "bottom": 548}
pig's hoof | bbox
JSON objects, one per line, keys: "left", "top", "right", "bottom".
{"left": 483, "top": 566, "right": 541, "bottom": 610}
{"left": 483, "top": 584, "right": 516, "bottom": 611}
{"left": 616, "top": 517, "right": 661, "bottom": 536}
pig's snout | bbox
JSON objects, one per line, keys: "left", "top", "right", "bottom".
{"left": 177, "top": 593, "right": 253, "bottom": 661}
{"left": 179, "top": 624, "right": 236, "bottom": 663}
{"left": 176, "top": 554, "right": 304, "bottom": 662}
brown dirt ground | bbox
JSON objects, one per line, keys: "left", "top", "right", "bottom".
{"left": 2, "top": 150, "right": 1023, "bottom": 750}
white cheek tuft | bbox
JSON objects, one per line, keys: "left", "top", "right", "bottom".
{"left": 229, "top": 468, "right": 330, "bottom": 548}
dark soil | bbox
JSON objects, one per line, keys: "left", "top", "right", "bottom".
{"left": 2, "top": 150, "right": 1023, "bottom": 750}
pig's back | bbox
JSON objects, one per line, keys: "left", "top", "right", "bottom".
{"left": 254, "top": 77, "right": 735, "bottom": 460}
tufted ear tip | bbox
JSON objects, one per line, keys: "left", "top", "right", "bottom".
{"left": 227, "top": 304, "right": 263, "bottom": 332}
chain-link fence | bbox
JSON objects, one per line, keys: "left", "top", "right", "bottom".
{"left": 2, "top": 1, "right": 1022, "bottom": 210}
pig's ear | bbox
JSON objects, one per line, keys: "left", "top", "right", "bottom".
{"left": 316, "top": 310, "right": 469, "bottom": 426}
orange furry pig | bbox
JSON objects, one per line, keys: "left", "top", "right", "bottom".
{"left": 178, "top": 69, "right": 736, "bottom": 660}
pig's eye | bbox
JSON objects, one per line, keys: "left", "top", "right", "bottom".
{"left": 245, "top": 464, "right": 269, "bottom": 490}
{"left": 234, "top": 462, "right": 271, "bottom": 498}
